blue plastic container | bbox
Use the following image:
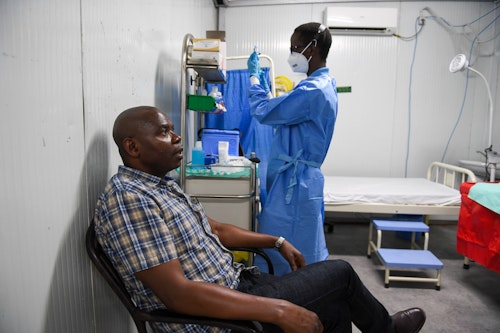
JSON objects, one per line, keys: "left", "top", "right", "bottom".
{"left": 393, "top": 214, "right": 424, "bottom": 241}
{"left": 201, "top": 129, "right": 240, "bottom": 156}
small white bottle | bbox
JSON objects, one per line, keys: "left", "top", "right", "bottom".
{"left": 209, "top": 86, "right": 226, "bottom": 113}
{"left": 209, "top": 86, "right": 221, "bottom": 99}
{"left": 218, "top": 141, "right": 229, "bottom": 165}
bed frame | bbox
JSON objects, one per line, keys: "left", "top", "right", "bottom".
{"left": 324, "top": 162, "right": 477, "bottom": 217}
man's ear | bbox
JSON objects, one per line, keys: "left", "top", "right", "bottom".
{"left": 123, "top": 137, "right": 140, "bottom": 158}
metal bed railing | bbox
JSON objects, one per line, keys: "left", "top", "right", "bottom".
{"left": 427, "top": 161, "right": 477, "bottom": 190}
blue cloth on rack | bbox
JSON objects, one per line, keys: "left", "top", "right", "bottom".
{"left": 205, "top": 68, "right": 273, "bottom": 205}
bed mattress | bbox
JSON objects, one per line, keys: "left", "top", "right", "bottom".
{"left": 324, "top": 177, "right": 461, "bottom": 206}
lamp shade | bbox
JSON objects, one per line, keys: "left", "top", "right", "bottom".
{"left": 449, "top": 54, "right": 468, "bottom": 73}
{"left": 447, "top": 53, "right": 494, "bottom": 168}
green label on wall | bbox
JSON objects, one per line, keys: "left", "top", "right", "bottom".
{"left": 337, "top": 86, "right": 352, "bottom": 93}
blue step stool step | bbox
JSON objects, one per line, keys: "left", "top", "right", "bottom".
{"left": 368, "top": 220, "right": 430, "bottom": 257}
{"left": 377, "top": 249, "right": 443, "bottom": 269}
{"left": 376, "top": 249, "right": 443, "bottom": 290}
{"left": 372, "top": 220, "right": 429, "bottom": 232}
{"left": 373, "top": 219, "right": 427, "bottom": 241}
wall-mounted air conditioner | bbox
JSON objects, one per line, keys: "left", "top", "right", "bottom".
{"left": 324, "top": 7, "right": 398, "bottom": 36}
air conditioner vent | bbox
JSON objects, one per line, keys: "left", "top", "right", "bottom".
{"left": 324, "top": 7, "right": 398, "bottom": 36}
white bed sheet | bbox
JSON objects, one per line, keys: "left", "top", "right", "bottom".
{"left": 324, "top": 177, "right": 461, "bottom": 206}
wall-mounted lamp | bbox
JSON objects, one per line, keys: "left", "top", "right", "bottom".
{"left": 449, "top": 54, "right": 497, "bottom": 181}
{"left": 449, "top": 54, "right": 469, "bottom": 73}
{"left": 449, "top": 54, "right": 493, "bottom": 148}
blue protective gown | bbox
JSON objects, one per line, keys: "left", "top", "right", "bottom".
{"left": 249, "top": 67, "right": 338, "bottom": 275}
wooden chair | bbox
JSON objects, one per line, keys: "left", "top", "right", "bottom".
{"left": 86, "top": 220, "right": 274, "bottom": 333}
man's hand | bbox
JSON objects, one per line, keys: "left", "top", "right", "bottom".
{"left": 278, "top": 240, "right": 306, "bottom": 271}
{"left": 276, "top": 301, "right": 323, "bottom": 333}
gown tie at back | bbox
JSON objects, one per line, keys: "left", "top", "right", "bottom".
{"left": 278, "top": 149, "right": 321, "bottom": 204}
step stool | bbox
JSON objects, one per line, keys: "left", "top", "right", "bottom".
{"left": 368, "top": 220, "right": 429, "bottom": 257}
{"left": 367, "top": 219, "right": 443, "bottom": 290}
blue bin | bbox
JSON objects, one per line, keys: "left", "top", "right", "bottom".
{"left": 201, "top": 129, "right": 240, "bottom": 156}
{"left": 392, "top": 214, "right": 424, "bottom": 241}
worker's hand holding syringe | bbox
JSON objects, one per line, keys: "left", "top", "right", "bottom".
{"left": 248, "top": 49, "right": 272, "bottom": 97}
{"left": 247, "top": 49, "right": 261, "bottom": 78}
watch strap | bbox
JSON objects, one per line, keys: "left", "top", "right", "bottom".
{"left": 274, "top": 236, "right": 285, "bottom": 250}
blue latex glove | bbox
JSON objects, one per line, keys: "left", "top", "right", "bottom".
{"left": 247, "top": 51, "right": 260, "bottom": 77}
{"left": 259, "top": 70, "right": 270, "bottom": 94}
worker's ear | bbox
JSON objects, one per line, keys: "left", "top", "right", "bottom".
{"left": 307, "top": 40, "right": 318, "bottom": 57}
{"left": 123, "top": 137, "right": 140, "bottom": 158}
{"left": 312, "top": 40, "right": 321, "bottom": 53}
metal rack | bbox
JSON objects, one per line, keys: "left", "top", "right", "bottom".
{"left": 179, "top": 33, "right": 275, "bottom": 231}
{"left": 185, "top": 165, "right": 259, "bottom": 231}
{"left": 180, "top": 33, "right": 225, "bottom": 189}
{"left": 179, "top": 33, "right": 275, "bottom": 190}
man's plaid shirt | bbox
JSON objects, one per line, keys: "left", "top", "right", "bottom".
{"left": 94, "top": 166, "right": 246, "bottom": 332}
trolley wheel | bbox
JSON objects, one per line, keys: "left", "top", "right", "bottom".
{"left": 435, "top": 285, "right": 441, "bottom": 291}
{"left": 384, "top": 283, "right": 389, "bottom": 288}
{"left": 463, "top": 264, "right": 470, "bottom": 269}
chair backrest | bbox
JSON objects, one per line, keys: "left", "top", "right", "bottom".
{"left": 85, "top": 220, "right": 139, "bottom": 317}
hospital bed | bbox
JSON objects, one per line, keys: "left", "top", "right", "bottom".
{"left": 323, "top": 162, "right": 477, "bottom": 218}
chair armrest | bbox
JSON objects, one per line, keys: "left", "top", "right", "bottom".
{"left": 228, "top": 247, "right": 274, "bottom": 275}
{"left": 141, "top": 309, "right": 263, "bottom": 332}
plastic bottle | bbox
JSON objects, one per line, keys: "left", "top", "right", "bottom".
{"left": 209, "top": 86, "right": 221, "bottom": 99}
{"left": 192, "top": 141, "right": 205, "bottom": 169}
{"left": 209, "top": 86, "right": 226, "bottom": 113}
{"left": 218, "top": 141, "right": 229, "bottom": 165}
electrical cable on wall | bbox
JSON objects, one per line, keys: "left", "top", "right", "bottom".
{"left": 394, "top": 4, "right": 499, "bottom": 177}
{"left": 440, "top": 7, "right": 499, "bottom": 162}
{"left": 403, "top": 16, "right": 423, "bottom": 177}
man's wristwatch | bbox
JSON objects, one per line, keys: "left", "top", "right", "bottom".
{"left": 274, "top": 236, "right": 285, "bottom": 250}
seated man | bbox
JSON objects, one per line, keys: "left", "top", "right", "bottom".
{"left": 94, "top": 105, "right": 426, "bottom": 333}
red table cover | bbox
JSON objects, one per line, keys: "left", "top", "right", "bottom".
{"left": 457, "top": 182, "right": 500, "bottom": 274}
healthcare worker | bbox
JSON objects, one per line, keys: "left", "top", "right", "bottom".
{"left": 248, "top": 22, "right": 338, "bottom": 275}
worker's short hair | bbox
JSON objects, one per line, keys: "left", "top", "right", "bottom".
{"left": 295, "top": 22, "right": 332, "bottom": 61}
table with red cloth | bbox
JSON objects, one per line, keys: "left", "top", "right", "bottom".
{"left": 457, "top": 182, "right": 500, "bottom": 274}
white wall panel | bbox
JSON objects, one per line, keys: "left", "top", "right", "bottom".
{"left": 325, "top": 34, "right": 399, "bottom": 176}
{"left": 0, "top": 0, "right": 90, "bottom": 332}
{"left": 391, "top": 1, "right": 498, "bottom": 177}
{"left": 0, "top": 0, "right": 216, "bottom": 333}
{"left": 82, "top": 1, "right": 217, "bottom": 332}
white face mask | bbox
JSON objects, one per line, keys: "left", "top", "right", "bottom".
{"left": 287, "top": 41, "right": 313, "bottom": 73}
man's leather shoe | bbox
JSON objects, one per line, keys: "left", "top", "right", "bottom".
{"left": 391, "top": 307, "right": 426, "bottom": 333}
